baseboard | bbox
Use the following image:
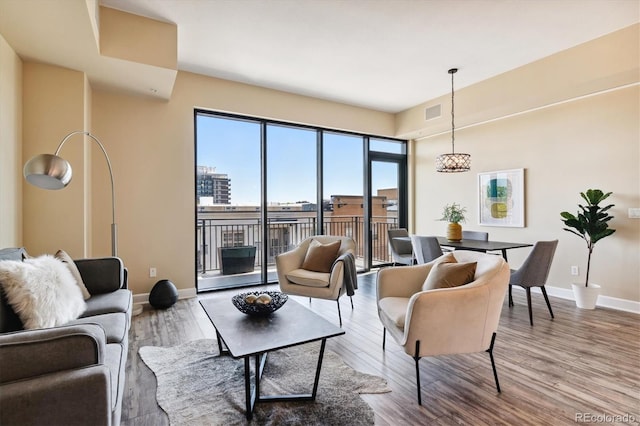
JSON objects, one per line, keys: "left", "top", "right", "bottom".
{"left": 130, "top": 285, "right": 640, "bottom": 314}
{"left": 514, "top": 285, "right": 640, "bottom": 314}
{"left": 133, "top": 287, "right": 197, "bottom": 307}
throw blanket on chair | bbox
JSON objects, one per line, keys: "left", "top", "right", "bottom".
{"left": 334, "top": 252, "right": 358, "bottom": 296}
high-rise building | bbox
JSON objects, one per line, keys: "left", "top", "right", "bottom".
{"left": 196, "top": 166, "right": 231, "bottom": 205}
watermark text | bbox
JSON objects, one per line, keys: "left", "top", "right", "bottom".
{"left": 575, "top": 412, "right": 637, "bottom": 423}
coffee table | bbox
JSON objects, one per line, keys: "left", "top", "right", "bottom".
{"left": 199, "top": 297, "right": 345, "bottom": 420}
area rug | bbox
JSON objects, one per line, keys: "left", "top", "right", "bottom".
{"left": 139, "top": 339, "right": 391, "bottom": 425}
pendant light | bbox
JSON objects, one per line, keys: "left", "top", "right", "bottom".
{"left": 435, "top": 68, "right": 471, "bottom": 172}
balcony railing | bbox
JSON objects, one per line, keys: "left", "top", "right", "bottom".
{"left": 196, "top": 215, "right": 398, "bottom": 274}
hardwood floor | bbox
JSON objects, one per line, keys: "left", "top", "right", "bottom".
{"left": 122, "top": 273, "right": 640, "bottom": 425}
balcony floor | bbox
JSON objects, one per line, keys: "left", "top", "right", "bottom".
{"left": 197, "top": 268, "right": 279, "bottom": 292}
{"left": 197, "top": 258, "right": 375, "bottom": 292}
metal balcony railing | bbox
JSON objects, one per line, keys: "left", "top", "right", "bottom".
{"left": 196, "top": 215, "right": 398, "bottom": 274}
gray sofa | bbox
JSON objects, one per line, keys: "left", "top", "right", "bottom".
{"left": 0, "top": 248, "right": 132, "bottom": 426}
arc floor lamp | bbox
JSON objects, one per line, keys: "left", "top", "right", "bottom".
{"left": 23, "top": 131, "right": 118, "bottom": 256}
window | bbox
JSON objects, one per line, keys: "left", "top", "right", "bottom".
{"left": 222, "top": 231, "right": 245, "bottom": 247}
{"left": 195, "top": 110, "right": 408, "bottom": 291}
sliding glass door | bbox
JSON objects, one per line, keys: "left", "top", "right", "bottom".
{"left": 369, "top": 139, "right": 408, "bottom": 268}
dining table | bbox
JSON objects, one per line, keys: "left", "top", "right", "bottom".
{"left": 435, "top": 236, "right": 532, "bottom": 261}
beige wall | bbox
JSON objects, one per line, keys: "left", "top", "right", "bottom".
{"left": 99, "top": 6, "right": 177, "bottom": 70}
{"left": 403, "top": 25, "right": 639, "bottom": 303}
{"left": 91, "top": 72, "right": 396, "bottom": 296}
{"left": 397, "top": 24, "right": 639, "bottom": 140}
{"left": 0, "top": 34, "right": 22, "bottom": 247}
{"left": 22, "top": 63, "right": 90, "bottom": 258}
{"left": 411, "top": 86, "right": 639, "bottom": 302}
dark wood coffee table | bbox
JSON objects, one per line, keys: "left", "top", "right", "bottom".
{"left": 199, "top": 297, "right": 345, "bottom": 420}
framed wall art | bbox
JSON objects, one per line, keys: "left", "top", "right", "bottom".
{"left": 478, "top": 168, "right": 525, "bottom": 227}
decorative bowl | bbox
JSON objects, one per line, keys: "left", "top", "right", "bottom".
{"left": 231, "top": 291, "right": 288, "bottom": 316}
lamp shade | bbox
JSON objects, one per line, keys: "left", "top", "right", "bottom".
{"left": 435, "top": 153, "right": 471, "bottom": 172}
{"left": 23, "top": 153, "right": 73, "bottom": 190}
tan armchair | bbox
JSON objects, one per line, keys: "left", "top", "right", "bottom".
{"left": 276, "top": 235, "right": 356, "bottom": 325}
{"left": 376, "top": 250, "right": 510, "bottom": 405}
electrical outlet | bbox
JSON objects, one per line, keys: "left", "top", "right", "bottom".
{"left": 149, "top": 267, "right": 157, "bottom": 278}
{"left": 571, "top": 266, "right": 579, "bottom": 276}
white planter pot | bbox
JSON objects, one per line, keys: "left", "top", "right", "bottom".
{"left": 572, "top": 283, "right": 601, "bottom": 309}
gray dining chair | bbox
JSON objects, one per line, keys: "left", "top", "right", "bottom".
{"left": 410, "top": 235, "right": 443, "bottom": 264}
{"left": 463, "top": 230, "right": 489, "bottom": 241}
{"left": 387, "top": 228, "right": 413, "bottom": 266}
{"left": 508, "top": 240, "right": 559, "bottom": 326}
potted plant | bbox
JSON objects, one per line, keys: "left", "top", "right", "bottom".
{"left": 439, "top": 203, "right": 467, "bottom": 242}
{"left": 560, "top": 189, "right": 616, "bottom": 309}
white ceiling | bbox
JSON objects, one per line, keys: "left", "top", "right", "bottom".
{"left": 3, "top": 0, "right": 639, "bottom": 113}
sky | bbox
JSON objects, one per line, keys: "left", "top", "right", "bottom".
{"left": 196, "top": 114, "right": 400, "bottom": 205}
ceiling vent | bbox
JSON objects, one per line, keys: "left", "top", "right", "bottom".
{"left": 425, "top": 104, "right": 441, "bottom": 121}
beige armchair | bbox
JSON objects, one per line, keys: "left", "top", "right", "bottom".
{"left": 276, "top": 235, "right": 356, "bottom": 325}
{"left": 376, "top": 250, "right": 510, "bottom": 405}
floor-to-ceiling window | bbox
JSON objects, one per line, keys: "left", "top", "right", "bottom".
{"left": 266, "top": 123, "right": 317, "bottom": 262}
{"left": 195, "top": 110, "right": 406, "bottom": 291}
{"left": 322, "top": 132, "right": 364, "bottom": 261}
{"left": 195, "top": 115, "right": 262, "bottom": 290}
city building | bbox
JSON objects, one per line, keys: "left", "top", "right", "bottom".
{"left": 196, "top": 166, "right": 231, "bottom": 205}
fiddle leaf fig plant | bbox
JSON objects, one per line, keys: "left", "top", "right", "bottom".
{"left": 560, "top": 189, "right": 615, "bottom": 287}
{"left": 439, "top": 203, "right": 467, "bottom": 224}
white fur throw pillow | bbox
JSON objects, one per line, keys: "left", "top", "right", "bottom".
{"left": 0, "top": 255, "right": 87, "bottom": 329}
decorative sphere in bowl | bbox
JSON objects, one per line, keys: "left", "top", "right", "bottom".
{"left": 232, "top": 291, "right": 288, "bottom": 316}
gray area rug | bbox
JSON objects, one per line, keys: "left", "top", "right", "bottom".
{"left": 139, "top": 339, "right": 391, "bottom": 425}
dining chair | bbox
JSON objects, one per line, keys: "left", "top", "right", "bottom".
{"left": 462, "top": 230, "right": 489, "bottom": 241}
{"left": 387, "top": 228, "right": 413, "bottom": 266}
{"left": 410, "top": 235, "right": 443, "bottom": 264}
{"left": 508, "top": 240, "right": 559, "bottom": 326}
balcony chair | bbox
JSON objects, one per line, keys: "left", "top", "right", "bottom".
{"left": 508, "top": 240, "right": 559, "bottom": 326}
{"left": 410, "top": 235, "right": 443, "bottom": 264}
{"left": 276, "top": 235, "right": 357, "bottom": 326}
{"left": 377, "top": 251, "right": 510, "bottom": 405}
{"left": 387, "top": 228, "right": 413, "bottom": 266}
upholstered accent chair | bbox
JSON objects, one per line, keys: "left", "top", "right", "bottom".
{"left": 508, "top": 240, "right": 559, "bottom": 326}
{"left": 276, "top": 235, "right": 356, "bottom": 325}
{"left": 376, "top": 251, "right": 510, "bottom": 405}
{"left": 387, "top": 228, "right": 413, "bottom": 266}
{"left": 410, "top": 235, "right": 443, "bottom": 264}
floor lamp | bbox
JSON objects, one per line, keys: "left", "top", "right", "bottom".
{"left": 23, "top": 131, "right": 118, "bottom": 257}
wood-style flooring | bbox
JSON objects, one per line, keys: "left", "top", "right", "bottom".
{"left": 122, "top": 273, "right": 640, "bottom": 425}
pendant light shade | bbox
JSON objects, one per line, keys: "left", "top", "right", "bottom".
{"left": 436, "top": 68, "right": 470, "bottom": 173}
{"left": 435, "top": 152, "right": 471, "bottom": 172}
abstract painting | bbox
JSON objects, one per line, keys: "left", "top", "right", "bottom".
{"left": 478, "top": 168, "right": 525, "bottom": 227}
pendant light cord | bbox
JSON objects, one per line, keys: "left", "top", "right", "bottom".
{"left": 449, "top": 68, "right": 457, "bottom": 154}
